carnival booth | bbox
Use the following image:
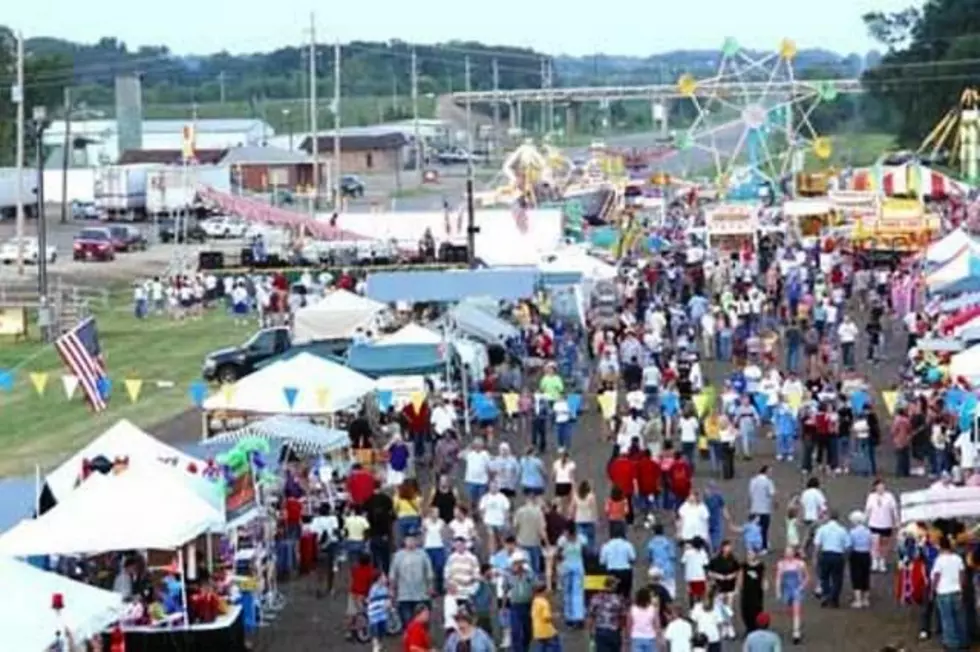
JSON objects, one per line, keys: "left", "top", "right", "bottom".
{"left": 782, "top": 198, "right": 836, "bottom": 237}
{"left": 0, "top": 555, "right": 124, "bottom": 652}
{"left": 292, "top": 289, "right": 388, "bottom": 345}
{"left": 901, "top": 486, "right": 980, "bottom": 523}
{"left": 926, "top": 248, "right": 980, "bottom": 295}
{"left": 704, "top": 203, "right": 759, "bottom": 252}
{"left": 949, "top": 345, "right": 980, "bottom": 387}
{"left": 926, "top": 227, "right": 980, "bottom": 266}
{"left": 202, "top": 353, "right": 377, "bottom": 437}
{"left": 850, "top": 201, "right": 939, "bottom": 254}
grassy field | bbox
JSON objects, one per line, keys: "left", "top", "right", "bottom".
{"left": 804, "top": 132, "right": 895, "bottom": 170}
{"left": 0, "top": 297, "right": 245, "bottom": 477}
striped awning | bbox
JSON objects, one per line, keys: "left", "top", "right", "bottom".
{"left": 204, "top": 416, "right": 350, "bottom": 455}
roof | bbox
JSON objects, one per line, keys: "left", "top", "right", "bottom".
{"left": 118, "top": 148, "right": 227, "bottom": 165}
{"left": 46, "top": 118, "right": 272, "bottom": 136}
{"left": 220, "top": 145, "right": 311, "bottom": 166}
{"left": 299, "top": 129, "right": 409, "bottom": 154}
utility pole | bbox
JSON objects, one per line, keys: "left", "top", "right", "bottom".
{"left": 491, "top": 59, "right": 500, "bottom": 154}
{"left": 60, "top": 87, "right": 72, "bottom": 224}
{"left": 308, "top": 13, "right": 318, "bottom": 216}
{"left": 411, "top": 47, "right": 422, "bottom": 183}
{"left": 218, "top": 71, "right": 226, "bottom": 104}
{"left": 464, "top": 57, "right": 473, "bottom": 157}
{"left": 546, "top": 59, "right": 555, "bottom": 136}
{"left": 464, "top": 56, "right": 477, "bottom": 266}
{"left": 333, "top": 38, "right": 341, "bottom": 208}
{"left": 14, "top": 32, "right": 25, "bottom": 275}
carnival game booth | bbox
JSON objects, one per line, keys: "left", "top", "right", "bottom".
{"left": 704, "top": 203, "right": 760, "bottom": 252}
{"left": 782, "top": 197, "right": 836, "bottom": 238}
{"left": 202, "top": 352, "right": 377, "bottom": 437}
{"left": 292, "top": 288, "right": 389, "bottom": 345}
{"left": 0, "top": 555, "right": 124, "bottom": 652}
{"left": 0, "top": 466, "right": 245, "bottom": 652}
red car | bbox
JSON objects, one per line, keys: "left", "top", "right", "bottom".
{"left": 72, "top": 227, "right": 116, "bottom": 262}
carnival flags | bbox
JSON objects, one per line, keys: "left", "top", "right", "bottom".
{"left": 54, "top": 316, "right": 109, "bottom": 411}
{"left": 220, "top": 383, "right": 236, "bottom": 405}
{"left": 375, "top": 389, "right": 394, "bottom": 412}
{"left": 124, "top": 378, "right": 143, "bottom": 403}
{"left": 61, "top": 374, "right": 79, "bottom": 400}
{"left": 29, "top": 371, "right": 48, "bottom": 396}
{"left": 0, "top": 368, "right": 12, "bottom": 392}
{"left": 189, "top": 380, "right": 208, "bottom": 406}
{"left": 315, "top": 386, "right": 331, "bottom": 409}
{"left": 283, "top": 386, "right": 299, "bottom": 409}
{"left": 881, "top": 390, "right": 898, "bottom": 416}
{"left": 410, "top": 391, "right": 425, "bottom": 413}
{"left": 566, "top": 393, "right": 582, "bottom": 419}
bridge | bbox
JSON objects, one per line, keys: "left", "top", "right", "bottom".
{"left": 451, "top": 78, "right": 863, "bottom": 103}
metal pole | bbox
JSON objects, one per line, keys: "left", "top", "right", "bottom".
{"left": 308, "top": 13, "right": 319, "bottom": 215}
{"left": 464, "top": 56, "right": 477, "bottom": 266}
{"left": 60, "top": 87, "right": 72, "bottom": 224}
{"left": 14, "top": 32, "right": 25, "bottom": 275}
{"left": 35, "top": 123, "right": 48, "bottom": 301}
{"left": 492, "top": 59, "right": 500, "bottom": 154}
{"left": 333, "top": 39, "right": 341, "bottom": 209}
{"left": 546, "top": 60, "right": 554, "bottom": 135}
{"left": 464, "top": 57, "right": 473, "bottom": 157}
{"left": 411, "top": 47, "right": 422, "bottom": 183}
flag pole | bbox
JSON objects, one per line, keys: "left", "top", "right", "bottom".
{"left": 34, "top": 463, "right": 41, "bottom": 516}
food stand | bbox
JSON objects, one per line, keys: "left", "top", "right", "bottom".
{"left": 704, "top": 203, "right": 759, "bottom": 252}
{"left": 850, "top": 199, "right": 940, "bottom": 254}
{"left": 783, "top": 198, "right": 837, "bottom": 237}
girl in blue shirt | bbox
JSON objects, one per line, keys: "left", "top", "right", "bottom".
{"left": 773, "top": 402, "right": 798, "bottom": 461}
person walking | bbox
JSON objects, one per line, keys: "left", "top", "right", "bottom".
{"left": 742, "top": 612, "right": 783, "bottom": 652}
{"left": 814, "top": 510, "right": 850, "bottom": 609}
{"left": 388, "top": 531, "right": 435, "bottom": 630}
{"left": 738, "top": 548, "right": 766, "bottom": 635}
{"left": 587, "top": 577, "right": 627, "bottom": 652}
{"left": 932, "top": 535, "right": 969, "bottom": 651}
{"left": 747, "top": 466, "right": 776, "bottom": 553}
{"left": 627, "top": 587, "right": 660, "bottom": 652}
{"left": 847, "top": 511, "right": 873, "bottom": 609}
{"left": 775, "top": 547, "right": 808, "bottom": 644}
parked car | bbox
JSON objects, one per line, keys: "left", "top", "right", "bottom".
{"left": 201, "top": 216, "right": 247, "bottom": 239}
{"left": 71, "top": 200, "right": 100, "bottom": 220}
{"left": 435, "top": 147, "right": 472, "bottom": 165}
{"left": 108, "top": 225, "right": 148, "bottom": 252}
{"left": 158, "top": 217, "right": 207, "bottom": 243}
{"left": 340, "top": 175, "right": 365, "bottom": 198}
{"left": 72, "top": 228, "right": 116, "bottom": 261}
{"left": 0, "top": 237, "right": 57, "bottom": 264}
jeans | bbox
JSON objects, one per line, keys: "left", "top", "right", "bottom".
{"left": 556, "top": 421, "right": 572, "bottom": 449}
{"left": 594, "top": 629, "right": 622, "bottom": 652}
{"left": 369, "top": 536, "right": 392, "bottom": 574}
{"left": 577, "top": 522, "right": 597, "bottom": 550}
{"left": 397, "top": 600, "right": 430, "bottom": 633}
{"left": 681, "top": 442, "right": 696, "bottom": 471}
{"left": 532, "top": 418, "right": 548, "bottom": 453}
{"left": 787, "top": 344, "right": 800, "bottom": 373}
{"left": 397, "top": 516, "right": 421, "bottom": 547}
{"left": 937, "top": 592, "right": 968, "bottom": 650}
{"left": 855, "top": 439, "right": 876, "bottom": 476}
{"left": 134, "top": 298, "right": 148, "bottom": 319}
{"left": 523, "top": 545, "right": 543, "bottom": 576}
{"left": 842, "top": 341, "right": 855, "bottom": 369}
{"left": 721, "top": 444, "right": 735, "bottom": 480}
{"left": 751, "top": 513, "right": 772, "bottom": 551}
{"left": 426, "top": 547, "right": 447, "bottom": 594}
{"left": 536, "top": 636, "right": 562, "bottom": 652}
{"left": 895, "top": 447, "right": 911, "bottom": 477}
{"left": 510, "top": 603, "right": 532, "bottom": 652}
{"left": 818, "top": 551, "right": 845, "bottom": 606}
{"left": 630, "top": 639, "right": 657, "bottom": 652}
{"left": 802, "top": 439, "right": 815, "bottom": 473}
{"left": 708, "top": 441, "right": 722, "bottom": 474}
{"left": 776, "top": 429, "right": 795, "bottom": 458}
{"left": 739, "top": 426, "right": 754, "bottom": 457}
{"left": 931, "top": 449, "right": 949, "bottom": 476}
{"left": 466, "top": 482, "right": 488, "bottom": 505}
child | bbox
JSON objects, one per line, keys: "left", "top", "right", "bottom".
{"left": 366, "top": 573, "right": 390, "bottom": 652}
{"left": 646, "top": 524, "right": 678, "bottom": 599}
{"left": 730, "top": 515, "right": 764, "bottom": 556}
{"left": 785, "top": 502, "right": 802, "bottom": 552}
{"left": 531, "top": 582, "right": 561, "bottom": 651}
{"left": 605, "top": 487, "right": 630, "bottom": 528}
{"left": 681, "top": 537, "right": 710, "bottom": 607}
{"left": 347, "top": 553, "right": 375, "bottom": 638}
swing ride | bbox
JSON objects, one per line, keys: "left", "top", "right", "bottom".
{"left": 919, "top": 88, "right": 980, "bottom": 183}
{"left": 673, "top": 37, "right": 838, "bottom": 198}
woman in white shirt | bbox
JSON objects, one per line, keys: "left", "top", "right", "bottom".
{"left": 799, "top": 477, "right": 827, "bottom": 557}
{"left": 478, "top": 483, "right": 511, "bottom": 552}
{"left": 677, "top": 492, "right": 710, "bottom": 544}
{"left": 462, "top": 438, "right": 492, "bottom": 505}
{"left": 448, "top": 505, "right": 477, "bottom": 549}
{"left": 422, "top": 507, "right": 448, "bottom": 594}
{"left": 864, "top": 479, "right": 899, "bottom": 572}
{"left": 690, "top": 589, "right": 726, "bottom": 648}
{"left": 552, "top": 450, "right": 576, "bottom": 504}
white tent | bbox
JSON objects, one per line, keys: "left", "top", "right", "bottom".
{"left": 0, "top": 466, "right": 225, "bottom": 556}
{"left": 375, "top": 323, "right": 442, "bottom": 346}
{"left": 926, "top": 227, "right": 978, "bottom": 265}
{"left": 538, "top": 249, "right": 618, "bottom": 283}
{"left": 202, "top": 352, "right": 376, "bottom": 415}
{"left": 0, "top": 556, "right": 123, "bottom": 651}
{"left": 45, "top": 419, "right": 205, "bottom": 504}
{"left": 901, "top": 485, "right": 980, "bottom": 523}
{"left": 949, "top": 344, "right": 980, "bottom": 385}
{"left": 293, "top": 289, "right": 387, "bottom": 344}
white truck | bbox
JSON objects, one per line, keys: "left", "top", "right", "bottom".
{"left": 0, "top": 168, "right": 39, "bottom": 220}
{"left": 145, "top": 165, "right": 231, "bottom": 215}
{"left": 93, "top": 165, "right": 149, "bottom": 219}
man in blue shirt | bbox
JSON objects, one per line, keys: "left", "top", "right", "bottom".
{"left": 814, "top": 510, "right": 851, "bottom": 607}
{"left": 600, "top": 523, "right": 636, "bottom": 598}
{"left": 646, "top": 524, "right": 678, "bottom": 599}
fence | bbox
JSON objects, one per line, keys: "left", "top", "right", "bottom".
{"left": 0, "top": 277, "right": 111, "bottom": 335}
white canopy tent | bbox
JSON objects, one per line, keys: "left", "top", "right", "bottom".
{"left": 538, "top": 249, "right": 618, "bottom": 284}
{"left": 375, "top": 322, "right": 489, "bottom": 380}
{"left": 202, "top": 352, "right": 377, "bottom": 415}
{"left": 949, "top": 344, "right": 980, "bottom": 386}
{"left": 44, "top": 419, "right": 205, "bottom": 503}
{"left": 375, "top": 323, "right": 442, "bottom": 346}
{"left": 293, "top": 289, "right": 387, "bottom": 344}
{"left": 901, "top": 485, "right": 980, "bottom": 523}
{"left": 0, "top": 556, "right": 123, "bottom": 651}
{"left": 0, "top": 466, "right": 225, "bottom": 556}
{"left": 926, "top": 227, "right": 979, "bottom": 266}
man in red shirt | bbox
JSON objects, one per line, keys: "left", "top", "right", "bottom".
{"left": 346, "top": 464, "right": 376, "bottom": 507}
{"left": 634, "top": 449, "right": 661, "bottom": 527}
{"left": 607, "top": 452, "right": 635, "bottom": 523}
{"left": 668, "top": 451, "right": 692, "bottom": 505}
{"left": 402, "top": 603, "right": 433, "bottom": 652}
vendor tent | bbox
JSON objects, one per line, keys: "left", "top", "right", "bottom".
{"left": 538, "top": 250, "right": 618, "bottom": 284}
{"left": 204, "top": 416, "right": 350, "bottom": 455}
{"left": 0, "top": 466, "right": 225, "bottom": 556}
{"left": 375, "top": 323, "right": 443, "bottom": 346}
{"left": 374, "top": 324, "right": 489, "bottom": 378}
{"left": 293, "top": 289, "right": 387, "bottom": 344}
{"left": 949, "top": 345, "right": 980, "bottom": 386}
{"left": 44, "top": 419, "right": 204, "bottom": 505}
{"left": 0, "top": 556, "right": 123, "bottom": 651}
{"left": 925, "top": 248, "right": 980, "bottom": 295}
{"left": 900, "top": 486, "right": 980, "bottom": 523}
{"left": 347, "top": 343, "right": 446, "bottom": 377}
{"left": 926, "top": 228, "right": 978, "bottom": 266}
{"left": 202, "top": 352, "right": 376, "bottom": 415}
{"left": 441, "top": 304, "right": 519, "bottom": 344}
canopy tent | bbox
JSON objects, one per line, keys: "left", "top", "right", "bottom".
{"left": 0, "top": 556, "right": 123, "bottom": 651}
{"left": 538, "top": 250, "right": 618, "bottom": 284}
{"left": 925, "top": 228, "right": 979, "bottom": 266}
{"left": 926, "top": 249, "right": 980, "bottom": 295}
{"left": 441, "top": 304, "right": 520, "bottom": 344}
{"left": 949, "top": 345, "right": 980, "bottom": 386}
{"left": 44, "top": 419, "right": 205, "bottom": 506}
{"left": 375, "top": 323, "right": 443, "bottom": 346}
{"left": 204, "top": 416, "right": 350, "bottom": 455}
{"left": 901, "top": 486, "right": 980, "bottom": 523}
{"left": 0, "top": 466, "right": 225, "bottom": 556}
{"left": 346, "top": 343, "right": 446, "bottom": 378}
{"left": 203, "top": 352, "right": 376, "bottom": 415}
{"left": 293, "top": 289, "right": 387, "bottom": 344}
{"left": 365, "top": 268, "right": 538, "bottom": 303}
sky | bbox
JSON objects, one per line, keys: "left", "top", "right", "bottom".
{"left": 9, "top": 0, "right": 919, "bottom": 57}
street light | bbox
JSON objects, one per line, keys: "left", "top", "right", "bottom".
{"left": 30, "top": 105, "right": 51, "bottom": 303}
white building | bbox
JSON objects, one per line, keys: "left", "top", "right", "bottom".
{"left": 43, "top": 118, "right": 275, "bottom": 166}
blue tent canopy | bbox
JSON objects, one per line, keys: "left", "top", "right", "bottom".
{"left": 346, "top": 343, "right": 446, "bottom": 377}
{"left": 365, "top": 268, "right": 538, "bottom": 303}
{"left": 205, "top": 416, "right": 350, "bottom": 455}
{"left": 443, "top": 304, "right": 519, "bottom": 344}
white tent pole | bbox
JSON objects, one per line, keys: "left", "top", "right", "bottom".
{"left": 178, "top": 548, "right": 190, "bottom": 626}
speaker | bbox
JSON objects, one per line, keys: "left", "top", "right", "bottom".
{"left": 240, "top": 248, "right": 255, "bottom": 267}
{"left": 198, "top": 251, "right": 224, "bottom": 270}
{"left": 439, "top": 244, "right": 468, "bottom": 263}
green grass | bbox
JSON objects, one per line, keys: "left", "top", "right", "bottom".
{"left": 0, "top": 296, "right": 245, "bottom": 477}
{"left": 803, "top": 132, "right": 896, "bottom": 170}
{"left": 139, "top": 96, "right": 439, "bottom": 131}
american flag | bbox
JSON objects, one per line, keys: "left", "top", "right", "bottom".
{"left": 512, "top": 202, "right": 529, "bottom": 234}
{"left": 55, "top": 317, "right": 109, "bottom": 411}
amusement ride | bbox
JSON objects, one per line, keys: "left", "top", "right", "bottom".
{"left": 919, "top": 88, "right": 980, "bottom": 183}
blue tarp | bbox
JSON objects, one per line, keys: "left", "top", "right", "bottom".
{"left": 443, "top": 304, "right": 519, "bottom": 344}
{"left": 346, "top": 343, "right": 446, "bottom": 377}
{"left": 539, "top": 271, "right": 585, "bottom": 287}
{"left": 366, "top": 268, "right": 538, "bottom": 303}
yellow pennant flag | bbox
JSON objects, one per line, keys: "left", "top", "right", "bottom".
{"left": 597, "top": 391, "right": 617, "bottom": 420}
{"left": 220, "top": 383, "right": 237, "bottom": 405}
{"left": 30, "top": 372, "right": 48, "bottom": 396}
{"left": 692, "top": 393, "right": 712, "bottom": 418}
{"left": 410, "top": 391, "right": 425, "bottom": 413}
{"left": 502, "top": 392, "right": 520, "bottom": 416}
{"left": 124, "top": 378, "right": 143, "bottom": 403}
{"left": 314, "top": 386, "right": 331, "bottom": 409}
{"left": 881, "top": 390, "right": 898, "bottom": 416}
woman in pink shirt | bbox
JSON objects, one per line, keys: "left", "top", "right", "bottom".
{"left": 864, "top": 479, "right": 899, "bottom": 573}
{"left": 627, "top": 587, "right": 660, "bottom": 652}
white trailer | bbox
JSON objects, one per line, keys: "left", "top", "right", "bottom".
{"left": 0, "top": 168, "right": 38, "bottom": 219}
{"left": 145, "top": 165, "right": 231, "bottom": 215}
{"left": 94, "top": 165, "right": 149, "bottom": 219}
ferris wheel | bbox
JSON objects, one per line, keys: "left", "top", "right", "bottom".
{"left": 674, "top": 38, "right": 839, "bottom": 197}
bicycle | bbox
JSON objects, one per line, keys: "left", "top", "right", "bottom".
{"left": 349, "top": 605, "right": 403, "bottom": 644}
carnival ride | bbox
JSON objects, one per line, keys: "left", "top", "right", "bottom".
{"left": 674, "top": 37, "right": 837, "bottom": 198}
{"left": 919, "top": 88, "right": 980, "bottom": 183}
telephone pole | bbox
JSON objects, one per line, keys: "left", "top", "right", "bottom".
{"left": 308, "top": 13, "right": 318, "bottom": 216}
{"left": 545, "top": 59, "right": 555, "bottom": 135}
{"left": 218, "top": 71, "right": 226, "bottom": 104}
{"left": 14, "top": 32, "right": 25, "bottom": 275}
{"left": 464, "top": 56, "right": 477, "bottom": 266}
{"left": 60, "top": 87, "right": 72, "bottom": 224}
{"left": 464, "top": 56, "right": 473, "bottom": 157}
{"left": 411, "top": 47, "right": 422, "bottom": 183}
{"left": 539, "top": 57, "right": 547, "bottom": 136}
{"left": 491, "top": 59, "right": 500, "bottom": 154}
{"left": 333, "top": 39, "right": 341, "bottom": 207}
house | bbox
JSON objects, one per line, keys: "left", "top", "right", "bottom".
{"left": 298, "top": 127, "right": 411, "bottom": 174}
{"left": 220, "top": 146, "right": 314, "bottom": 191}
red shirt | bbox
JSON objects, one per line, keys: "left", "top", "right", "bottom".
{"left": 401, "top": 403, "right": 431, "bottom": 436}
{"left": 669, "top": 460, "right": 692, "bottom": 501}
{"left": 284, "top": 497, "right": 302, "bottom": 526}
{"left": 607, "top": 456, "right": 636, "bottom": 497}
{"left": 347, "top": 469, "right": 375, "bottom": 506}
{"left": 350, "top": 563, "right": 374, "bottom": 597}
{"left": 635, "top": 456, "right": 661, "bottom": 495}
{"left": 402, "top": 617, "right": 431, "bottom": 652}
